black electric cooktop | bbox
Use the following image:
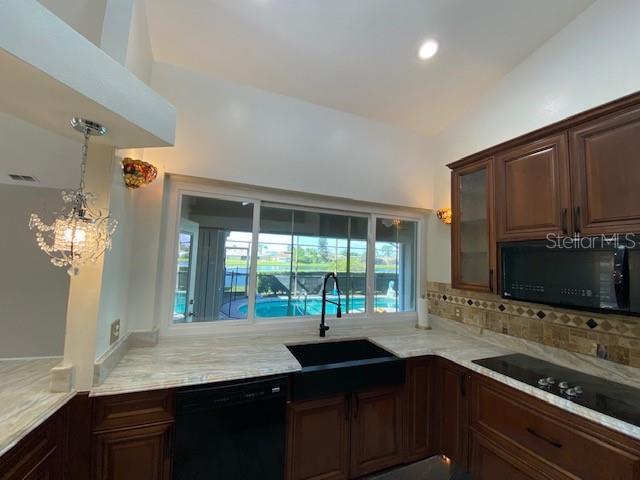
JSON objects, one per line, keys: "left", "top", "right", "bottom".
{"left": 473, "top": 353, "right": 640, "bottom": 428}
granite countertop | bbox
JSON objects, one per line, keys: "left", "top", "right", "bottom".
{"left": 0, "top": 357, "right": 75, "bottom": 457}
{"left": 91, "top": 317, "right": 640, "bottom": 441}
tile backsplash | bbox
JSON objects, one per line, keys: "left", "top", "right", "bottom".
{"left": 426, "top": 281, "right": 640, "bottom": 368}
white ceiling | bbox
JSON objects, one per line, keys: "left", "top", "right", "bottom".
{"left": 145, "top": 0, "right": 594, "bottom": 135}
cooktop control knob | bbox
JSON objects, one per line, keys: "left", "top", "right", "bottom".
{"left": 546, "top": 377, "right": 556, "bottom": 385}
{"left": 538, "top": 378, "right": 549, "bottom": 387}
{"left": 573, "top": 385, "right": 583, "bottom": 394}
{"left": 558, "top": 381, "right": 569, "bottom": 389}
{"left": 566, "top": 387, "right": 582, "bottom": 398}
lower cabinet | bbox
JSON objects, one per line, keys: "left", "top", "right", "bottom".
{"left": 286, "top": 387, "right": 404, "bottom": 480}
{"left": 470, "top": 374, "right": 640, "bottom": 480}
{"left": 93, "top": 424, "right": 173, "bottom": 480}
{"left": 349, "top": 387, "right": 404, "bottom": 477}
{"left": 286, "top": 395, "right": 350, "bottom": 480}
{"left": 404, "top": 356, "right": 435, "bottom": 462}
{"left": 436, "top": 358, "right": 471, "bottom": 470}
{"left": 0, "top": 405, "right": 66, "bottom": 480}
{"left": 91, "top": 390, "right": 175, "bottom": 480}
{"left": 470, "top": 432, "right": 542, "bottom": 480}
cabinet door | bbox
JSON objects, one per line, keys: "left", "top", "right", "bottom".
{"left": 496, "top": 133, "right": 571, "bottom": 240}
{"left": 0, "top": 409, "right": 64, "bottom": 480}
{"left": 451, "top": 158, "right": 496, "bottom": 292}
{"left": 350, "top": 387, "right": 404, "bottom": 478}
{"left": 438, "top": 360, "right": 470, "bottom": 470}
{"left": 404, "top": 357, "right": 434, "bottom": 462}
{"left": 471, "top": 433, "right": 549, "bottom": 480}
{"left": 93, "top": 424, "right": 172, "bottom": 480}
{"left": 570, "top": 105, "right": 640, "bottom": 235}
{"left": 286, "top": 395, "right": 349, "bottom": 480}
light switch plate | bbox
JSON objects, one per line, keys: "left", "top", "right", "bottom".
{"left": 110, "top": 319, "right": 121, "bottom": 345}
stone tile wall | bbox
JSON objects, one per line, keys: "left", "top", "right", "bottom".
{"left": 426, "top": 281, "right": 640, "bottom": 367}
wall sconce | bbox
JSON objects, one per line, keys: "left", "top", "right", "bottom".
{"left": 121, "top": 158, "right": 158, "bottom": 189}
{"left": 436, "top": 208, "right": 452, "bottom": 225}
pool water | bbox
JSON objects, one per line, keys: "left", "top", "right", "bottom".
{"left": 243, "top": 296, "right": 402, "bottom": 318}
{"left": 174, "top": 293, "right": 408, "bottom": 320}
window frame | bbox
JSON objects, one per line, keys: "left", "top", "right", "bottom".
{"left": 159, "top": 179, "right": 425, "bottom": 336}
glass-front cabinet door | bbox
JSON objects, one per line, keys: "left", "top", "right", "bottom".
{"left": 451, "top": 157, "right": 495, "bottom": 292}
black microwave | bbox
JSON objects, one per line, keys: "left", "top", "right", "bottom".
{"left": 501, "top": 240, "right": 640, "bottom": 315}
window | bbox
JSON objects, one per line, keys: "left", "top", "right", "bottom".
{"left": 375, "top": 218, "right": 417, "bottom": 312}
{"left": 256, "top": 206, "right": 368, "bottom": 318}
{"left": 172, "top": 195, "right": 253, "bottom": 323}
{"left": 169, "top": 188, "right": 420, "bottom": 327}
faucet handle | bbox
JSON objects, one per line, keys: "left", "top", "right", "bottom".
{"left": 319, "top": 324, "right": 330, "bottom": 337}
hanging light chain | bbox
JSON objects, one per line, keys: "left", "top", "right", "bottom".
{"left": 79, "top": 130, "right": 90, "bottom": 193}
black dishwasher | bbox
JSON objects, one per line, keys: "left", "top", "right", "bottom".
{"left": 173, "top": 375, "right": 288, "bottom": 479}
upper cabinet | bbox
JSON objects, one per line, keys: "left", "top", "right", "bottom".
{"left": 570, "top": 105, "right": 640, "bottom": 235}
{"left": 451, "top": 157, "right": 496, "bottom": 292}
{"left": 449, "top": 92, "right": 640, "bottom": 291}
{"left": 495, "top": 133, "right": 571, "bottom": 241}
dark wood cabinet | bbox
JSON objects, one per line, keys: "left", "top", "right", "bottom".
{"left": 91, "top": 389, "right": 175, "bottom": 480}
{"left": 0, "top": 406, "right": 66, "bottom": 480}
{"left": 495, "top": 133, "right": 571, "bottom": 241}
{"left": 570, "top": 104, "right": 640, "bottom": 235}
{"left": 286, "top": 395, "right": 350, "bottom": 480}
{"left": 451, "top": 157, "right": 496, "bottom": 292}
{"left": 350, "top": 387, "right": 404, "bottom": 478}
{"left": 470, "top": 374, "right": 640, "bottom": 480}
{"left": 450, "top": 92, "right": 640, "bottom": 291}
{"left": 286, "top": 387, "right": 404, "bottom": 480}
{"left": 437, "top": 359, "right": 471, "bottom": 470}
{"left": 470, "top": 432, "right": 543, "bottom": 480}
{"left": 93, "top": 424, "right": 173, "bottom": 480}
{"left": 404, "top": 356, "right": 434, "bottom": 462}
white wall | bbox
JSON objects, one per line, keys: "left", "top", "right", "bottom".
{"left": 125, "top": 0, "right": 153, "bottom": 84}
{"left": 37, "top": 0, "right": 107, "bottom": 47}
{"left": 427, "top": 0, "right": 640, "bottom": 283}
{"left": 95, "top": 157, "right": 135, "bottom": 358}
{"left": 145, "top": 62, "right": 435, "bottom": 210}
{"left": 93, "top": 0, "right": 156, "bottom": 357}
{"left": 0, "top": 184, "right": 69, "bottom": 358}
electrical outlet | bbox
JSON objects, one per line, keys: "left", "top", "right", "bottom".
{"left": 110, "top": 319, "right": 121, "bottom": 345}
{"left": 455, "top": 308, "right": 461, "bottom": 318}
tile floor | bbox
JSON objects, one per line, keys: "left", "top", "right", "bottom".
{"left": 365, "top": 456, "right": 472, "bottom": 480}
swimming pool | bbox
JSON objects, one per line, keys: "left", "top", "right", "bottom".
{"left": 241, "top": 295, "right": 401, "bottom": 318}
{"left": 174, "top": 293, "right": 405, "bottom": 320}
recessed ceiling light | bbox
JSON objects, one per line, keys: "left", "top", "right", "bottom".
{"left": 418, "top": 40, "right": 439, "bottom": 60}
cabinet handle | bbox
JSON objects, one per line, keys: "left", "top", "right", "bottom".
{"left": 561, "top": 208, "right": 568, "bottom": 235}
{"left": 526, "top": 427, "right": 562, "bottom": 449}
{"left": 574, "top": 206, "right": 581, "bottom": 234}
{"left": 489, "top": 269, "right": 494, "bottom": 293}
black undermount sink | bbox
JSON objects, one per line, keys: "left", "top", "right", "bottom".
{"left": 286, "top": 339, "right": 405, "bottom": 400}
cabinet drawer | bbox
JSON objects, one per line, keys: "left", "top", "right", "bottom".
{"left": 472, "top": 378, "right": 640, "bottom": 479}
{"left": 0, "top": 412, "right": 62, "bottom": 480}
{"left": 92, "top": 390, "right": 174, "bottom": 432}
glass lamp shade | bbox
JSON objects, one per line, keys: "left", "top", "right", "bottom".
{"left": 121, "top": 158, "right": 158, "bottom": 189}
{"left": 30, "top": 191, "right": 117, "bottom": 275}
{"left": 436, "top": 208, "right": 452, "bottom": 225}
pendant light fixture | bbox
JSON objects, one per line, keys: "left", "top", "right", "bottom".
{"left": 29, "top": 117, "right": 118, "bottom": 275}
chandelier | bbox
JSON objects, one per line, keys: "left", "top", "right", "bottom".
{"left": 29, "top": 118, "right": 118, "bottom": 275}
